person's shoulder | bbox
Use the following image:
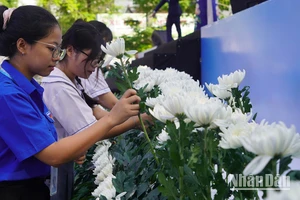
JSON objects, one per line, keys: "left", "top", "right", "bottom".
{"left": 0, "top": 73, "right": 24, "bottom": 96}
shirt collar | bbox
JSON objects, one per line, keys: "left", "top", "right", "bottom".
{"left": 42, "top": 67, "right": 83, "bottom": 91}
{"left": 1, "top": 60, "right": 44, "bottom": 95}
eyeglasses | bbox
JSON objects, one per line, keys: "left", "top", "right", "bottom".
{"left": 34, "top": 41, "right": 66, "bottom": 61}
{"left": 76, "top": 49, "right": 104, "bottom": 68}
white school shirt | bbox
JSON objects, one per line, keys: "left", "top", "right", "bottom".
{"left": 80, "top": 70, "right": 111, "bottom": 100}
{"left": 41, "top": 68, "right": 97, "bottom": 140}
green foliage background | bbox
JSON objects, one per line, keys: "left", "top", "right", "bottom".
{"left": 1, "top": 0, "right": 232, "bottom": 52}
{"left": 1, "top": 0, "right": 18, "bottom": 7}
{"left": 37, "top": 0, "right": 119, "bottom": 33}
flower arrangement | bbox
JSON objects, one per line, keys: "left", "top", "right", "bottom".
{"left": 91, "top": 140, "right": 116, "bottom": 199}
{"left": 87, "top": 38, "right": 300, "bottom": 200}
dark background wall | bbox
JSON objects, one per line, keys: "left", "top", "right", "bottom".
{"left": 132, "top": 30, "right": 201, "bottom": 81}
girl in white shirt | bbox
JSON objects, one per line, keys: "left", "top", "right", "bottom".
{"left": 80, "top": 20, "right": 119, "bottom": 110}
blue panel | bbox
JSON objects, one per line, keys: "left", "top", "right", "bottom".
{"left": 201, "top": 0, "right": 300, "bottom": 129}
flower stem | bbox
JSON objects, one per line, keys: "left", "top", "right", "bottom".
{"left": 179, "top": 166, "right": 184, "bottom": 200}
{"left": 178, "top": 120, "right": 184, "bottom": 200}
{"left": 120, "top": 59, "right": 132, "bottom": 88}
{"left": 138, "top": 113, "right": 160, "bottom": 165}
{"left": 203, "top": 128, "right": 212, "bottom": 199}
{"left": 272, "top": 159, "right": 278, "bottom": 180}
{"left": 118, "top": 58, "right": 159, "bottom": 166}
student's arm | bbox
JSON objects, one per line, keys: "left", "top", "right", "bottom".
{"left": 92, "top": 106, "right": 153, "bottom": 138}
{"left": 97, "top": 91, "right": 118, "bottom": 110}
{"left": 80, "top": 70, "right": 117, "bottom": 110}
{"left": 35, "top": 89, "right": 140, "bottom": 167}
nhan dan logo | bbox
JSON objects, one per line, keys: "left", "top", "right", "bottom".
{"left": 229, "top": 174, "right": 290, "bottom": 190}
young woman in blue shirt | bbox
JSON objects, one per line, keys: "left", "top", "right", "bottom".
{"left": 0, "top": 5, "right": 141, "bottom": 200}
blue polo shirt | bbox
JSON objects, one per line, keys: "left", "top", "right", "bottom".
{"left": 0, "top": 60, "right": 57, "bottom": 181}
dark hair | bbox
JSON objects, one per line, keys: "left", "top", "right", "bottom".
{"left": 62, "top": 20, "right": 104, "bottom": 108}
{"left": 88, "top": 20, "right": 113, "bottom": 62}
{"left": 62, "top": 20, "right": 104, "bottom": 63}
{"left": 0, "top": 5, "right": 59, "bottom": 57}
{"left": 88, "top": 20, "right": 113, "bottom": 43}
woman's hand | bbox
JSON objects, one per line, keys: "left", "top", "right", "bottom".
{"left": 74, "top": 154, "right": 86, "bottom": 165}
{"left": 109, "top": 89, "right": 141, "bottom": 126}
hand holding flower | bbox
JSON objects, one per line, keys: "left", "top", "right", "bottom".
{"left": 109, "top": 89, "right": 141, "bottom": 126}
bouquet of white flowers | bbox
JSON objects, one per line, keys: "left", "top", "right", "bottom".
{"left": 88, "top": 38, "right": 300, "bottom": 200}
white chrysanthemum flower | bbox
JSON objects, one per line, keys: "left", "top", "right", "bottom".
{"left": 205, "top": 70, "right": 246, "bottom": 99}
{"left": 92, "top": 141, "right": 119, "bottom": 199}
{"left": 92, "top": 175, "right": 116, "bottom": 199}
{"left": 145, "top": 94, "right": 165, "bottom": 108}
{"left": 133, "top": 78, "right": 156, "bottom": 92}
{"left": 156, "top": 129, "right": 171, "bottom": 144}
{"left": 219, "top": 122, "right": 257, "bottom": 149}
{"left": 94, "top": 164, "right": 113, "bottom": 184}
{"left": 159, "top": 84, "right": 183, "bottom": 97}
{"left": 205, "top": 83, "right": 232, "bottom": 99}
{"left": 214, "top": 108, "right": 253, "bottom": 129}
{"left": 159, "top": 79, "right": 206, "bottom": 99}
{"left": 265, "top": 181, "right": 300, "bottom": 200}
{"left": 185, "top": 85, "right": 207, "bottom": 99}
{"left": 136, "top": 65, "right": 154, "bottom": 78}
{"left": 230, "top": 109, "right": 252, "bottom": 124}
{"left": 149, "top": 104, "right": 175, "bottom": 123}
{"left": 136, "top": 65, "right": 149, "bottom": 71}
{"left": 136, "top": 68, "right": 192, "bottom": 90}
{"left": 241, "top": 121, "right": 300, "bottom": 175}
{"left": 184, "top": 98, "right": 229, "bottom": 129}
{"left": 133, "top": 69, "right": 161, "bottom": 92}
{"left": 217, "top": 69, "right": 246, "bottom": 88}
{"left": 93, "top": 153, "right": 115, "bottom": 175}
{"left": 162, "top": 68, "right": 192, "bottom": 81}
{"left": 101, "top": 38, "right": 137, "bottom": 67}
{"left": 162, "top": 94, "right": 192, "bottom": 116}
{"left": 92, "top": 144, "right": 110, "bottom": 161}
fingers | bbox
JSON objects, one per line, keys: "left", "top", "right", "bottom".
{"left": 74, "top": 154, "right": 86, "bottom": 165}
{"left": 109, "top": 89, "right": 142, "bottom": 125}
{"left": 126, "top": 94, "right": 141, "bottom": 104}
{"left": 121, "top": 89, "right": 141, "bottom": 110}
{"left": 121, "top": 89, "right": 141, "bottom": 103}
{"left": 75, "top": 160, "right": 85, "bottom": 165}
{"left": 129, "top": 103, "right": 140, "bottom": 111}
{"left": 121, "top": 89, "right": 137, "bottom": 99}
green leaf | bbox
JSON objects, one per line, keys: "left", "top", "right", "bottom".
{"left": 157, "top": 172, "right": 178, "bottom": 199}
{"left": 279, "top": 156, "right": 292, "bottom": 175}
{"left": 287, "top": 170, "right": 300, "bottom": 181}
{"left": 183, "top": 165, "right": 200, "bottom": 186}
{"left": 137, "top": 183, "right": 149, "bottom": 197}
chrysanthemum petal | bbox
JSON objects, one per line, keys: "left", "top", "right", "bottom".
{"left": 243, "top": 155, "right": 272, "bottom": 175}
{"left": 126, "top": 50, "right": 138, "bottom": 55}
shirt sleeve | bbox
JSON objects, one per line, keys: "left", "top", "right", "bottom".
{"left": 0, "top": 91, "right": 56, "bottom": 162}
{"left": 42, "top": 82, "right": 97, "bottom": 136}
{"left": 80, "top": 70, "right": 111, "bottom": 99}
{"left": 154, "top": 0, "right": 167, "bottom": 12}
